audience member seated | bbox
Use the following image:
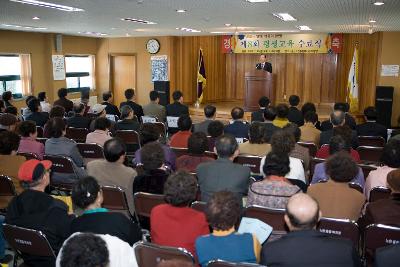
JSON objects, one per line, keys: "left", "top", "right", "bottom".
{"left": 197, "top": 135, "right": 250, "bottom": 202}
{"left": 6, "top": 159, "right": 72, "bottom": 267}
{"left": 374, "top": 244, "right": 400, "bottom": 267}
{"left": 312, "top": 136, "right": 365, "bottom": 188}
{"left": 45, "top": 117, "right": 86, "bottom": 183}
{"left": 251, "top": 96, "right": 270, "bottom": 122}
{"left": 54, "top": 88, "right": 73, "bottom": 113}
{"left": 102, "top": 91, "right": 120, "bottom": 117}
{"left": 115, "top": 105, "right": 140, "bottom": 131}
{"left": 25, "top": 98, "right": 49, "bottom": 127}
{"left": 316, "top": 126, "right": 361, "bottom": 162}
{"left": 288, "top": 95, "right": 304, "bottom": 126}
{"left": 87, "top": 138, "right": 137, "bottom": 214}
{"left": 80, "top": 93, "right": 91, "bottom": 115}
{"left": 260, "top": 193, "right": 361, "bottom": 266}
{"left": 262, "top": 106, "right": 280, "bottom": 142}
{"left": 170, "top": 115, "right": 193, "bottom": 148}
{"left": 133, "top": 142, "right": 170, "bottom": 194}
{"left": 284, "top": 123, "right": 310, "bottom": 172}
{"left": 272, "top": 104, "right": 290, "bottom": 128}
{"left": 247, "top": 152, "right": 301, "bottom": 209}
{"left": 0, "top": 99, "right": 5, "bottom": 113}
{"left": 196, "top": 191, "right": 260, "bottom": 266}
{"left": 320, "top": 111, "right": 358, "bottom": 149}
{"left": 166, "top": 90, "right": 189, "bottom": 117}
{"left": 120, "top": 88, "right": 144, "bottom": 122}
{"left": 2, "top": 91, "right": 14, "bottom": 108}
{"left": 133, "top": 123, "right": 176, "bottom": 170}
{"left": 143, "top": 90, "right": 166, "bottom": 122}
{"left": 194, "top": 104, "right": 216, "bottom": 134}
{"left": 18, "top": 120, "right": 45, "bottom": 160}
{"left": 38, "top": 91, "right": 51, "bottom": 113}
{"left": 43, "top": 105, "right": 65, "bottom": 138}
{"left": 151, "top": 171, "right": 209, "bottom": 256}
{"left": 70, "top": 176, "right": 142, "bottom": 246}
{"left": 176, "top": 132, "right": 214, "bottom": 172}
{"left": 356, "top": 106, "right": 387, "bottom": 141}
{"left": 86, "top": 117, "right": 112, "bottom": 147}
{"left": 299, "top": 111, "right": 321, "bottom": 146}
{"left": 0, "top": 113, "right": 17, "bottom": 132}
{"left": 89, "top": 103, "right": 112, "bottom": 133}
{"left": 239, "top": 122, "right": 271, "bottom": 156}
{"left": 21, "top": 95, "right": 36, "bottom": 120}
{"left": 66, "top": 103, "right": 91, "bottom": 129}
{"left": 0, "top": 131, "right": 25, "bottom": 206}
{"left": 308, "top": 152, "right": 365, "bottom": 220}
{"left": 207, "top": 120, "right": 224, "bottom": 151}
{"left": 301, "top": 102, "right": 322, "bottom": 130}
{"left": 364, "top": 139, "right": 400, "bottom": 199}
{"left": 224, "top": 107, "right": 249, "bottom": 139}
{"left": 260, "top": 131, "right": 306, "bottom": 184}
{"left": 320, "top": 102, "right": 356, "bottom": 131}
{"left": 56, "top": 232, "right": 138, "bottom": 267}
{"left": 364, "top": 169, "right": 400, "bottom": 227}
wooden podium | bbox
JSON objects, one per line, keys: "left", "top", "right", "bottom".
{"left": 244, "top": 71, "right": 274, "bottom": 111}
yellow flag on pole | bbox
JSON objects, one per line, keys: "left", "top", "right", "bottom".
{"left": 347, "top": 47, "right": 359, "bottom": 112}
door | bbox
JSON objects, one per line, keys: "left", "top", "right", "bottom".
{"left": 111, "top": 55, "right": 136, "bottom": 107}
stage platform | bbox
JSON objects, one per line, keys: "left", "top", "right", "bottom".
{"left": 188, "top": 101, "right": 350, "bottom": 124}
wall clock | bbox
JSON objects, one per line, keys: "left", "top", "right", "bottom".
{"left": 146, "top": 39, "right": 160, "bottom": 54}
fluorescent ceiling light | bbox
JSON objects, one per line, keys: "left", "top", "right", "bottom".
{"left": 210, "top": 31, "right": 234, "bottom": 34}
{"left": 369, "top": 19, "right": 377, "bottom": 23}
{"left": 273, "top": 13, "right": 297, "bottom": 21}
{"left": 9, "top": 0, "right": 84, "bottom": 12}
{"left": 176, "top": 9, "right": 187, "bottom": 13}
{"left": 246, "top": 0, "right": 270, "bottom": 3}
{"left": 1, "top": 23, "right": 47, "bottom": 30}
{"left": 80, "top": 31, "right": 107, "bottom": 36}
{"left": 296, "top": 25, "right": 312, "bottom": 31}
{"left": 225, "top": 23, "right": 232, "bottom": 27}
{"left": 121, "top": 18, "right": 157, "bottom": 24}
{"left": 32, "top": 16, "right": 40, "bottom": 20}
{"left": 176, "top": 27, "right": 201, "bottom": 33}
{"left": 373, "top": 1, "right": 385, "bottom": 6}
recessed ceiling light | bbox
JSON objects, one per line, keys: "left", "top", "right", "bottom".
{"left": 296, "top": 25, "right": 312, "bottom": 31}
{"left": 249, "top": 30, "right": 299, "bottom": 33}
{"left": 373, "top": 1, "right": 385, "bottom": 5}
{"left": 110, "top": 27, "right": 116, "bottom": 30}
{"left": 176, "top": 27, "right": 201, "bottom": 33}
{"left": 176, "top": 9, "right": 187, "bottom": 13}
{"left": 369, "top": 19, "right": 377, "bottom": 23}
{"left": 246, "top": 0, "right": 270, "bottom": 3}
{"left": 225, "top": 23, "right": 232, "bottom": 27}
{"left": 121, "top": 18, "right": 157, "bottom": 25}
{"left": 9, "top": 0, "right": 84, "bottom": 12}
{"left": 32, "top": 16, "right": 40, "bottom": 20}
{"left": 210, "top": 31, "right": 234, "bottom": 34}
{"left": 272, "top": 13, "right": 297, "bottom": 21}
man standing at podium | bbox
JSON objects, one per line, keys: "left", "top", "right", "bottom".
{"left": 256, "top": 54, "right": 272, "bottom": 73}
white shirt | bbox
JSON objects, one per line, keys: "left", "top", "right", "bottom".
{"left": 260, "top": 156, "right": 306, "bottom": 183}
{"left": 56, "top": 233, "right": 138, "bottom": 267}
{"left": 40, "top": 101, "right": 52, "bottom": 113}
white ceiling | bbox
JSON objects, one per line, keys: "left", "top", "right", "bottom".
{"left": 0, "top": 0, "right": 400, "bottom": 37}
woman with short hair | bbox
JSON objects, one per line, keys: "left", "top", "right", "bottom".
{"left": 115, "top": 105, "right": 140, "bottom": 131}
{"left": 18, "top": 120, "right": 45, "bottom": 159}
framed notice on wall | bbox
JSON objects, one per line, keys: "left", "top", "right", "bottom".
{"left": 52, "top": 55, "right": 65, "bottom": 80}
{"left": 151, "top": 55, "right": 168, "bottom": 82}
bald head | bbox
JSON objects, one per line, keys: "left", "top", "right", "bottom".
{"left": 330, "top": 110, "right": 345, "bottom": 127}
{"left": 285, "top": 193, "right": 321, "bottom": 231}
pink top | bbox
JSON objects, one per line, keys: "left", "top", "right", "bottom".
{"left": 364, "top": 165, "right": 396, "bottom": 199}
{"left": 85, "top": 130, "right": 112, "bottom": 147}
{"left": 18, "top": 137, "right": 45, "bottom": 160}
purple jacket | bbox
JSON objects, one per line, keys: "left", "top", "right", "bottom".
{"left": 18, "top": 137, "right": 45, "bottom": 160}
{"left": 311, "top": 162, "right": 365, "bottom": 189}
{"left": 133, "top": 142, "right": 176, "bottom": 170}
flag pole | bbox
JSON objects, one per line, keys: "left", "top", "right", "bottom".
{"left": 195, "top": 48, "right": 202, "bottom": 108}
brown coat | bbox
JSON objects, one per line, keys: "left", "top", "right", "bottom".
{"left": 239, "top": 142, "right": 271, "bottom": 157}
{"left": 0, "top": 154, "right": 26, "bottom": 208}
{"left": 307, "top": 180, "right": 366, "bottom": 220}
{"left": 300, "top": 123, "right": 321, "bottom": 147}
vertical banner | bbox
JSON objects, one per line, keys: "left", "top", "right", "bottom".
{"left": 347, "top": 47, "right": 359, "bottom": 112}
{"left": 197, "top": 49, "right": 207, "bottom": 103}
{"left": 52, "top": 55, "right": 65, "bottom": 80}
{"left": 151, "top": 55, "right": 168, "bottom": 81}
{"left": 330, "top": 33, "right": 343, "bottom": 54}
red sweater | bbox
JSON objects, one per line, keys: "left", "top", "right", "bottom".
{"left": 150, "top": 204, "right": 209, "bottom": 256}
{"left": 170, "top": 131, "right": 192, "bottom": 148}
{"left": 316, "top": 145, "right": 361, "bottom": 163}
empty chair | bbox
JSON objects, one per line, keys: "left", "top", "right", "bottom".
{"left": 364, "top": 224, "right": 400, "bottom": 263}
{"left": 134, "top": 241, "right": 194, "bottom": 267}
{"left": 171, "top": 147, "right": 189, "bottom": 158}
{"left": 114, "top": 130, "right": 141, "bottom": 154}
{"left": 234, "top": 155, "right": 262, "bottom": 174}
{"left": 65, "top": 127, "right": 89, "bottom": 143}
{"left": 3, "top": 223, "right": 56, "bottom": 266}
{"left": 244, "top": 205, "right": 287, "bottom": 239}
{"left": 297, "top": 142, "right": 318, "bottom": 157}
{"left": 208, "top": 260, "right": 265, "bottom": 267}
{"left": 133, "top": 192, "right": 166, "bottom": 228}
{"left": 77, "top": 143, "right": 104, "bottom": 160}
{"left": 358, "top": 136, "right": 385, "bottom": 147}
{"left": 358, "top": 163, "right": 377, "bottom": 180}
{"left": 357, "top": 146, "right": 384, "bottom": 163}
{"left": 17, "top": 151, "right": 39, "bottom": 160}
{"left": 317, "top": 217, "right": 360, "bottom": 247}
{"left": 369, "top": 187, "right": 392, "bottom": 202}
{"left": 101, "top": 185, "right": 133, "bottom": 218}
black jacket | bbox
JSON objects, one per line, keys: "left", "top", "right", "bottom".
{"left": 251, "top": 109, "right": 265, "bottom": 122}
{"left": 26, "top": 112, "right": 49, "bottom": 127}
{"left": 321, "top": 113, "right": 357, "bottom": 131}
{"left": 54, "top": 98, "right": 73, "bottom": 114}
{"left": 288, "top": 106, "right": 304, "bottom": 126}
{"left": 262, "top": 122, "right": 280, "bottom": 142}
{"left": 224, "top": 121, "right": 249, "bottom": 139}
{"left": 120, "top": 101, "right": 144, "bottom": 122}
{"left": 115, "top": 119, "right": 140, "bottom": 131}
{"left": 256, "top": 62, "right": 272, "bottom": 73}
{"left": 356, "top": 122, "right": 387, "bottom": 141}
{"left": 70, "top": 212, "right": 142, "bottom": 246}
{"left": 66, "top": 114, "right": 92, "bottom": 129}
{"left": 166, "top": 102, "right": 189, "bottom": 117}
{"left": 261, "top": 230, "right": 361, "bottom": 267}
{"left": 320, "top": 128, "right": 359, "bottom": 149}
{"left": 6, "top": 190, "right": 72, "bottom": 267}
{"left": 374, "top": 244, "right": 400, "bottom": 267}
{"left": 102, "top": 101, "right": 121, "bottom": 117}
